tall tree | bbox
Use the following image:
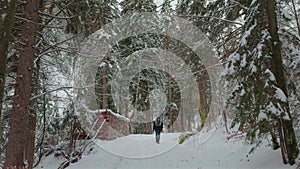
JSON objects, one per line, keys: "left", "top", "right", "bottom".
{"left": 4, "top": 0, "right": 42, "bottom": 168}
{"left": 266, "top": 0, "right": 299, "bottom": 163}
{"left": 0, "top": 0, "right": 18, "bottom": 113}
{"left": 277, "top": 0, "right": 300, "bottom": 161}
{"left": 0, "top": 0, "right": 18, "bottom": 159}
{"left": 224, "top": 0, "right": 299, "bottom": 165}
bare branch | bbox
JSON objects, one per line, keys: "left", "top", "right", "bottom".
{"left": 14, "top": 15, "right": 65, "bottom": 29}
{"left": 38, "top": 10, "right": 75, "bottom": 20}
{"left": 30, "top": 86, "right": 73, "bottom": 101}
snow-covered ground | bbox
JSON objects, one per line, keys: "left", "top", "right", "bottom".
{"left": 35, "top": 126, "right": 297, "bottom": 169}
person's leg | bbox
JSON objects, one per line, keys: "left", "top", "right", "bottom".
{"left": 156, "top": 134, "right": 160, "bottom": 144}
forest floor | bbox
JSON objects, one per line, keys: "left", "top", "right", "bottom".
{"left": 35, "top": 125, "right": 296, "bottom": 169}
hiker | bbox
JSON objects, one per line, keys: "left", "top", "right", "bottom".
{"left": 153, "top": 117, "right": 163, "bottom": 144}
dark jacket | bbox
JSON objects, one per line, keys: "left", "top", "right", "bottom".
{"left": 153, "top": 121, "right": 163, "bottom": 135}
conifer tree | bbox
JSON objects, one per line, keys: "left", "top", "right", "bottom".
{"left": 5, "top": 0, "right": 42, "bottom": 168}
{"left": 224, "top": 0, "right": 299, "bottom": 165}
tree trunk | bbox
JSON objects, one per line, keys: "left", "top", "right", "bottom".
{"left": 0, "top": 0, "right": 18, "bottom": 159}
{"left": 278, "top": 120, "right": 288, "bottom": 164}
{"left": 265, "top": 0, "right": 299, "bottom": 165}
{"left": 0, "top": 0, "right": 17, "bottom": 111}
{"left": 291, "top": 0, "right": 300, "bottom": 36}
{"left": 26, "top": 57, "right": 41, "bottom": 168}
{"left": 4, "top": 0, "right": 41, "bottom": 168}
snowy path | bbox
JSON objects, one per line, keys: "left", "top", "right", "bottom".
{"left": 94, "top": 133, "right": 180, "bottom": 158}
{"left": 35, "top": 127, "right": 296, "bottom": 169}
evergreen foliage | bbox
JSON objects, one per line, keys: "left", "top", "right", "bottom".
{"left": 223, "top": 0, "right": 298, "bottom": 164}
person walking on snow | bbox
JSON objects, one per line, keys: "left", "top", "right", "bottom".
{"left": 153, "top": 117, "right": 163, "bottom": 144}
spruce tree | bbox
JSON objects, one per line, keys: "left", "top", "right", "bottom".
{"left": 224, "top": 0, "right": 299, "bottom": 165}
{"left": 5, "top": 0, "right": 42, "bottom": 168}
{"left": 277, "top": 0, "right": 300, "bottom": 155}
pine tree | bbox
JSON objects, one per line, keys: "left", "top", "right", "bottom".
{"left": 0, "top": 0, "right": 17, "bottom": 115}
{"left": 224, "top": 0, "right": 299, "bottom": 165}
{"left": 176, "top": 0, "right": 251, "bottom": 60}
{"left": 278, "top": 0, "right": 300, "bottom": 156}
{"left": 5, "top": 0, "right": 42, "bottom": 168}
{"left": 0, "top": 0, "right": 18, "bottom": 162}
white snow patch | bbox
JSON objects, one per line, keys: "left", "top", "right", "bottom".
{"left": 265, "top": 101, "right": 289, "bottom": 120}
{"left": 265, "top": 69, "right": 275, "bottom": 81}
{"left": 265, "top": 102, "right": 279, "bottom": 116}
{"left": 274, "top": 86, "right": 287, "bottom": 102}
{"left": 240, "top": 54, "right": 247, "bottom": 67}
{"left": 1, "top": 13, "right": 7, "bottom": 21}
{"left": 231, "top": 83, "right": 241, "bottom": 94}
{"left": 240, "top": 88, "right": 246, "bottom": 96}
{"left": 78, "top": 104, "right": 130, "bottom": 122}
{"left": 240, "top": 21, "right": 257, "bottom": 47}
{"left": 224, "top": 53, "right": 240, "bottom": 75}
{"left": 258, "top": 112, "right": 268, "bottom": 120}
{"left": 250, "top": 61, "right": 257, "bottom": 73}
{"left": 255, "top": 43, "right": 263, "bottom": 59}
{"left": 282, "top": 7, "right": 293, "bottom": 20}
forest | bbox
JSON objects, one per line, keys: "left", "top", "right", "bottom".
{"left": 0, "top": 0, "right": 299, "bottom": 169}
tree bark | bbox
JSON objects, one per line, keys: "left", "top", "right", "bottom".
{"left": 0, "top": 0, "right": 17, "bottom": 111}
{"left": 4, "top": 0, "right": 41, "bottom": 168}
{"left": 265, "top": 0, "right": 299, "bottom": 165}
{"left": 0, "top": 0, "right": 18, "bottom": 159}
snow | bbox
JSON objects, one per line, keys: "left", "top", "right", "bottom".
{"left": 94, "top": 133, "right": 180, "bottom": 158}
{"left": 223, "top": 53, "right": 240, "bottom": 75}
{"left": 240, "top": 21, "right": 257, "bottom": 47}
{"left": 289, "top": 45, "right": 300, "bottom": 69}
{"left": 274, "top": 86, "right": 287, "bottom": 102}
{"left": 35, "top": 126, "right": 296, "bottom": 169}
{"left": 1, "top": 13, "right": 7, "bottom": 21}
{"left": 282, "top": 7, "right": 293, "bottom": 20}
{"left": 258, "top": 112, "right": 268, "bottom": 120}
{"left": 240, "top": 54, "right": 247, "bottom": 67}
{"left": 231, "top": 83, "right": 241, "bottom": 95}
{"left": 78, "top": 104, "right": 131, "bottom": 122}
{"left": 265, "top": 69, "right": 275, "bottom": 81}
{"left": 240, "top": 88, "right": 246, "bottom": 96}
{"left": 249, "top": 61, "right": 257, "bottom": 73}
{"left": 264, "top": 101, "right": 289, "bottom": 120}
{"left": 255, "top": 43, "right": 263, "bottom": 59}
{"left": 154, "top": 0, "right": 178, "bottom": 11}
